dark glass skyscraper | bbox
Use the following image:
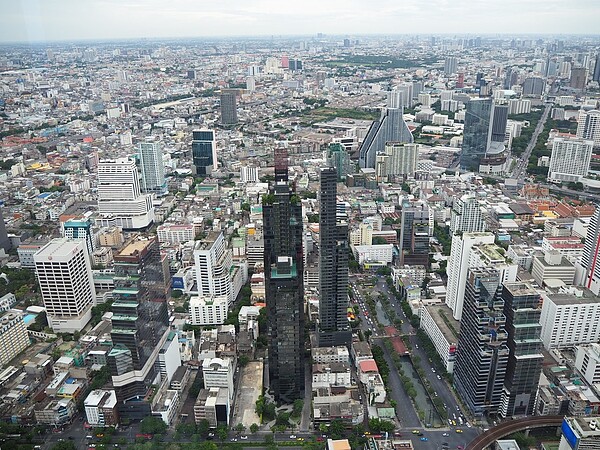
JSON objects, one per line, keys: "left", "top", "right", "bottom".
{"left": 263, "top": 149, "right": 305, "bottom": 403}
{"left": 399, "top": 205, "right": 430, "bottom": 267}
{"left": 454, "top": 268, "right": 509, "bottom": 417}
{"left": 108, "top": 236, "right": 170, "bottom": 419}
{"left": 191, "top": 130, "right": 216, "bottom": 176}
{"left": 500, "top": 283, "right": 543, "bottom": 418}
{"left": 220, "top": 91, "right": 238, "bottom": 125}
{"left": 317, "top": 167, "right": 351, "bottom": 347}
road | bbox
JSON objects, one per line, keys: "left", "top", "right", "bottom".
{"left": 511, "top": 103, "right": 551, "bottom": 180}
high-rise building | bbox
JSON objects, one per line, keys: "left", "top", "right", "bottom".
{"left": 570, "top": 67, "right": 588, "bottom": 90}
{"left": 327, "top": 143, "right": 352, "bottom": 181}
{"left": 450, "top": 195, "right": 485, "bottom": 234}
{"left": 317, "top": 167, "right": 351, "bottom": 347}
{"left": 0, "top": 312, "right": 29, "bottom": 366}
{"left": 34, "top": 239, "right": 96, "bottom": 333}
{"left": 220, "top": 91, "right": 238, "bottom": 125}
{"left": 444, "top": 57, "right": 458, "bottom": 75}
{"left": 263, "top": 149, "right": 305, "bottom": 402}
{"left": 460, "top": 99, "right": 508, "bottom": 171}
{"left": 384, "top": 142, "right": 419, "bottom": 178}
{"left": 193, "top": 232, "right": 235, "bottom": 306}
{"left": 539, "top": 286, "right": 600, "bottom": 349}
{"left": 246, "top": 76, "right": 256, "bottom": 92}
{"left": 499, "top": 283, "right": 543, "bottom": 418}
{"left": 454, "top": 268, "right": 509, "bottom": 417}
{"left": 0, "top": 207, "right": 10, "bottom": 252}
{"left": 399, "top": 205, "right": 430, "bottom": 266}
{"left": 62, "top": 218, "right": 95, "bottom": 256}
{"left": 108, "top": 236, "right": 170, "bottom": 419}
{"left": 138, "top": 140, "right": 166, "bottom": 195}
{"left": 446, "top": 232, "right": 496, "bottom": 320}
{"left": 547, "top": 137, "right": 593, "bottom": 183}
{"left": 576, "top": 109, "right": 600, "bottom": 149}
{"left": 593, "top": 53, "right": 600, "bottom": 83}
{"left": 97, "top": 158, "right": 155, "bottom": 230}
{"left": 359, "top": 108, "right": 414, "bottom": 169}
{"left": 191, "top": 130, "right": 217, "bottom": 176}
{"left": 522, "top": 77, "right": 545, "bottom": 97}
{"left": 580, "top": 206, "right": 600, "bottom": 295}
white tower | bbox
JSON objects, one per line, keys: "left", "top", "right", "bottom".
{"left": 138, "top": 139, "right": 166, "bottom": 195}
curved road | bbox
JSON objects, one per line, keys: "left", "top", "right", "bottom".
{"left": 465, "top": 415, "right": 564, "bottom": 450}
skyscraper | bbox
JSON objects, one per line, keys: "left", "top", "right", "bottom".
{"left": 522, "top": 77, "right": 545, "bottom": 97}
{"left": 263, "top": 149, "right": 305, "bottom": 402}
{"left": 450, "top": 195, "right": 485, "bottom": 234}
{"left": 384, "top": 142, "right": 419, "bottom": 178}
{"left": 444, "top": 57, "right": 458, "bottom": 75}
{"left": 138, "top": 139, "right": 166, "bottom": 195}
{"left": 317, "top": 167, "right": 351, "bottom": 347}
{"left": 97, "top": 158, "right": 155, "bottom": 230}
{"left": 193, "top": 232, "right": 235, "bottom": 306}
{"left": 399, "top": 205, "right": 430, "bottom": 266}
{"left": 191, "top": 130, "right": 217, "bottom": 176}
{"left": 460, "top": 99, "right": 508, "bottom": 171}
{"left": 576, "top": 109, "right": 600, "bottom": 149}
{"left": 108, "top": 236, "right": 170, "bottom": 419}
{"left": 570, "top": 67, "right": 588, "bottom": 90}
{"left": 547, "top": 137, "right": 593, "bottom": 183}
{"left": 500, "top": 283, "right": 543, "bottom": 418}
{"left": 454, "top": 268, "right": 509, "bottom": 417}
{"left": 593, "top": 53, "right": 600, "bottom": 83}
{"left": 580, "top": 206, "right": 600, "bottom": 295}
{"left": 63, "top": 218, "right": 95, "bottom": 256}
{"left": 220, "top": 91, "right": 238, "bottom": 125}
{"left": 327, "top": 143, "right": 352, "bottom": 181}
{"left": 34, "top": 239, "right": 96, "bottom": 333}
{"left": 359, "top": 108, "right": 414, "bottom": 169}
{"left": 446, "top": 232, "right": 496, "bottom": 320}
{"left": 0, "top": 207, "right": 10, "bottom": 252}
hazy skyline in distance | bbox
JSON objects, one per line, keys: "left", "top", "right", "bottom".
{"left": 1, "top": 0, "right": 599, "bottom": 44}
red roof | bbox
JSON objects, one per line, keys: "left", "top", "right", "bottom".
{"left": 358, "top": 359, "right": 379, "bottom": 373}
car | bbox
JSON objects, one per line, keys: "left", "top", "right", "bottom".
{"left": 412, "top": 430, "right": 420, "bottom": 434}
{"left": 86, "top": 436, "right": 94, "bottom": 440}
{"left": 297, "top": 438, "right": 305, "bottom": 441}
{"left": 417, "top": 433, "right": 424, "bottom": 437}
{"left": 420, "top": 437, "right": 428, "bottom": 442}
{"left": 432, "top": 368, "right": 436, "bottom": 373}
{"left": 457, "top": 446, "right": 464, "bottom": 450}
{"left": 230, "top": 438, "right": 238, "bottom": 442}
{"left": 452, "top": 420, "right": 457, "bottom": 426}
{"left": 394, "top": 433, "right": 402, "bottom": 437}
{"left": 442, "top": 433, "right": 449, "bottom": 437}
{"left": 415, "top": 344, "right": 419, "bottom": 349}
{"left": 456, "top": 429, "right": 463, "bottom": 433}
{"left": 240, "top": 436, "right": 248, "bottom": 440}
{"left": 290, "top": 435, "right": 297, "bottom": 439}
{"left": 317, "top": 437, "right": 324, "bottom": 442}
{"left": 456, "top": 405, "right": 460, "bottom": 411}
{"left": 437, "top": 375, "right": 442, "bottom": 380}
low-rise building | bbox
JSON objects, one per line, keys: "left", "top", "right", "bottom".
{"left": 189, "top": 296, "right": 228, "bottom": 326}
{"left": 0, "top": 312, "right": 29, "bottom": 367}
{"left": 420, "top": 304, "right": 459, "bottom": 373}
{"left": 194, "top": 387, "right": 230, "bottom": 428}
{"left": 34, "top": 397, "right": 77, "bottom": 426}
{"left": 312, "top": 346, "right": 350, "bottom": 365}
{"left": 312, "top": 362, "right": 352, "bottom": 387}
{"left": 84, "top": 389, "right": 119, "bottom": 427}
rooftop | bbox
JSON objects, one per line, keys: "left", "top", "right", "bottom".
{"left": 424, "top": 304, "right": 460, "bottom": 341}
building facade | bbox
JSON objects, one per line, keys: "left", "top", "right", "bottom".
{"left": 450, "top": 195, "right": 485, "bottom": 234}
{"left": 138, "top": 140, "right": 167, "bottom": 195}
{"left": 193, "top": 232, "right": 235, "bottom": 306}
{"left": 0, "top": 312, "right": 29, "bottom": 366}
{"left": 192, "top": 130, "right": 217, "bottom": 176}
{"left": 548, "top": 137, "right": 593, "bottom": 183}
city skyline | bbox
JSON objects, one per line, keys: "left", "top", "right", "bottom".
{"left": 1, "top": 0, "right": 599, "bottom": 43}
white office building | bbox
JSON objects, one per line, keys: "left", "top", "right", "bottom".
{"left": 0, "top": 312, "right": 29, "bottom": 366}
{"left": 351, "top": 244, "right": 393, "bottom": 266}
{"left": 240, "top": 165, "right": 259, "bottom": 183}
{"left": 446, "top": 232, "right": 495, "bottom": 320}
{"left": 420, "top": 304, "right": 459, "bottom": 374}
{"left": 188, "top": 296, "right": 228, "bottom": 326}
{"left": 574, "top": 343, "right": 600, "bottom": 386}
{"left": 138, "top": 140, "right": 167, "bottom": 195}
{"left": 202, "top": 357, "right": 234, "bottom": 400}
{"left": 450, "top": 195, "right": 486, "bottom": 233}
{"left": 539, "top": 286, "right": 600, "bottom": 349}
{"left": 157, "top": 224, "right": 195, "bottom": 245}
{"left": 547, "top": 137, "right": 593, "bottom": 183}
{"left": 34, "top": 239, "right": 96, "bottom": 333}
{"left": 577, "top": 109, "right": 600, "bottom": 148}
{"left": 97, "top": 158, "right": 155, "bottom": 230}
{"left": 193, "top": 232, "right": 235, "bottom": 306}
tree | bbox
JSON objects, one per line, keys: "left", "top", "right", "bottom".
{"left": 171, "top": 290, "right": 183, "bottom": 299}
{"left": 216, "top": 425, "right": 228, "bottom": 441}
{"left": 250, "top": 423, "right": 259, "bottom": 434}
{"left": 197, "top": 419, "right": 210, "bottom": 438}
{"left": 292, "top": 399, "right": 304, "bottom": 417}
{"left": 275, "top": 411, "right": 290, "bottom": 427}
{"left": 238, "top": 355, "right": 250, "bottom": 367}
{"left": 140, "top": 416, "right": 167, "bottom": 435}
{"left": 234, "top": 423, "right": 246, "bottom": 434}
{"left": 329, "top": 419, "right": 345, "bottom": 439}
{"left": 50, "top": 442, "right": 77, "bottom": 450}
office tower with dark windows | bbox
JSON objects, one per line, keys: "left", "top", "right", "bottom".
{"left": 570, "top": 67, "right": 588, "bottom": 90}
{"left": 220, "top": 91, "right": 238, "bottom": 125}
{"left": 0, "top": 207, "right": 10, "bottom": 252}
{"left": 522, "top": 77, "right": 545, "bottom": 97}
{"left": 454, "top": 268, "right": 509, "bottom": 417}
{"left": 399, "top": 205, "right": 430, "bottom": 267}
{"left": 108, "top": 236, "right": 170, "bottom": 419}
{"left": 594, "top": 53, "right": 600, "bottom": 83}
{"left": 460, "top": 99, "right": 508, "bottom": 171}
{"left": 138, "top": 139, "right": 166, "bottom": 195}
{"left": 359, "top": 108, "right": 413, "bottom": 169}
{"left": 191, "top": 130, "right": 217, "bottom": 176}
{"left": 499, "top": 283, "right": 543, "bottom": 418}
{"left": 327, "top": 143, "right": 352, "bottom": 181}
{"left": 263, "top": 148, "right": 305, "bottom": 402}
{"left": 317, "top": 167, "right": 351, "bottom": 347}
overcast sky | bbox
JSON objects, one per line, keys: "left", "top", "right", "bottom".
{"left": 1, "top": 0, "right": 599, "bottom": 43}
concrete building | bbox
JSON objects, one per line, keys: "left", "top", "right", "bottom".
{"left": 420, "top": 304, "right": 460, "bottom": 373}
{"left": 558, "top": 416, "right": 600, "bottom": 450}
{"left": 157, "top": 224, "right": 195, "bottom": 245}
{"left": 577, "top": 109, "right": 600, "bottom": 149}
{"left": 548, "top": 137, "right": 593, "bottom": 183}
{"left": 220, "top": 91, "right": 238, "bottom": 125}
{"left": 62, "top": 218, "right": 95, "bottom": 256}
{"left": 84, "top": 389, "right": 119, "bottom": 427}
{"left": 531, "top": 250, "right": 576, "bottom": 287}
{"left": 539, "top": 286, "right": 600, "bottom": 349}
{"left": 450, "top": 195, "right": 486, "bottom": 234}
{"left": 579, "top": 207, "right": 600, "bottom": 295}
{"left": 575, "top": 343, "right": 600, "bottom": 386}
{"left": 96, "top": 158, "right": 155, "bottom": 230}
{"left": 0, "top": 312, "right": 29, "bottom": 366}
{"left": 34, "top": 397, "right": 77, "bottom": 426}
{"left": 138, "top": 139, "right": 167, "bottom": 195}
{"left": 446, "top": 232, "right": 495, "bottom": 320}
{"left": 312, "top": 346, "right": 350, "bottom": 365}
{"left": 351, "top": 244, "right": 393, "bottom": 266}
{"left": 202, "top": 357, "right": 234, "bottom": 400}
{"left": 192, "top": 130, "right": 217, "bottom": 176}
{"left": 194, "top": 232, "right": 236, "bottom": 306}
{"left": 194, "top": 387, "right": 230, "bottom": 428}
{"left": 188, "top": 296, "right": 228, "bottom": 325}
{"left": 34, "top": 239, "right": 96, "bottom": 333}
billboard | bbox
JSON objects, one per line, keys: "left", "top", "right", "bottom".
{"left": 561, "top": 419, "right": 579, "bottom": 450}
